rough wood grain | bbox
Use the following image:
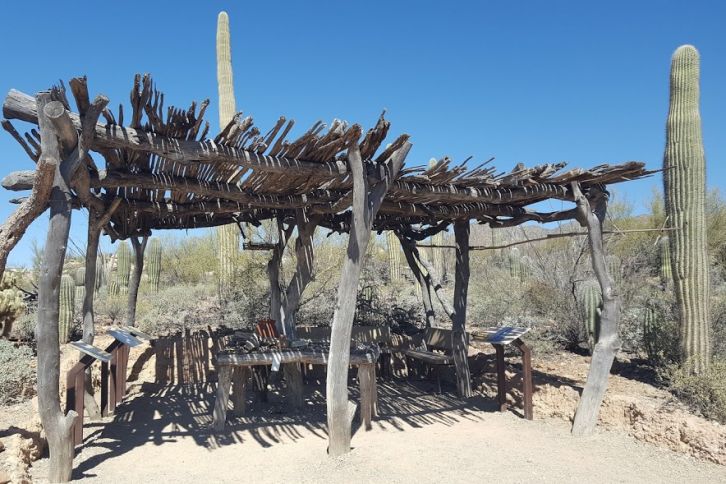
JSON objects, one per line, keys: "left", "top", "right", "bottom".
{"left": 35, "top": 91, "right": 78, "bottom": 483}
{"left": 452, "top": 221, "right": 472, "bottom": 398}
{"left": 125, "top": 236, "right": 148, "bottom": 326}
{"left": 326, "top": 141, "right": 409, "bottom": 457}
{"left": 571, "top": 184, "right": 620, "bottom": 436}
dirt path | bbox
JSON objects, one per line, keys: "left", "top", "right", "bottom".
{"left": 27, "top": 380, "right": 726, "bottom": 483}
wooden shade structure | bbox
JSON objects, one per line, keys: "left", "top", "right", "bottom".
{"left": 0, "top": 76, "right": 653, "bottom": 480}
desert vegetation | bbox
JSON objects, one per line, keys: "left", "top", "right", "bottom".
{"left": 2, "top": 187, "right": 725, "bottom": 424}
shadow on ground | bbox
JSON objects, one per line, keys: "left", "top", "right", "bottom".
{"left": 73, "top": 376, "right": 496, "bottom": 480}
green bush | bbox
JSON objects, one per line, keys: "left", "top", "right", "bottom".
{"left": 136, "top": 284, "right": 218, "bottom": 336}
{"left": 0, "top": 340, "right": 36, "bottom": 405}
{"left": 667, "top": 360, "right": 726, "bottom": 424}
{"left": 12, "top": 311, "right": 37, "bottom": 341}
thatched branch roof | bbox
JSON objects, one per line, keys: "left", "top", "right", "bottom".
{"left": 2, "top": 75, "right": 655, "bottom": 239}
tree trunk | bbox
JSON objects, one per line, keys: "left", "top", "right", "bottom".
{"left": 326, "top": 141, "right": 410, "bottom": 457}
{"left": 399, "top": 237, "right": 436, "bottom": 328}
{"left": 35, "top": 92, "right": 78, "bottom": 483}
{"left": 81, "top": 221, "right": 102, "bottom": 420}
{"left": 279, "top": 211, "right": 318, "bottom": 338}
{"left": 452, "top": 222, "right": 472, "bottom": 397}
{"left": 571, "top": 184, "right": 620, "bottom": 436}
{"left": 126, "top": 236, "right": 148, "bottom": 326}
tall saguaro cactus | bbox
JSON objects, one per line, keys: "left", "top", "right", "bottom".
{"left": 59, "top": 275, "right": 75, "bottom": 343}
{"left": 663, "top": 45, "right": 710, "bottom": 373}
{"left": 582, "top": 285, "right": 601, "bottom": 349}
{"left": 386, "top": 231, "right": 401, "bottom": 281}
{"left": 148, "top": 238, "right": 162, "bottom": 293}
{"left": 216, "top": 11, "right": 240, "bottom": 295}
{"left": 659, "top": 236, "right": 673, "bottom": 285}
{"left": 114, "top": 241, "right": 131, "bottom": 295}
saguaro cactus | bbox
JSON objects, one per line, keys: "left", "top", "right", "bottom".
{"left": 59, "top": 274, "right": 75, "bottom": 343}
{"left": 148, "top": 238, "right": 162, "bottom": 293}
{"left": 663, "top": 45, "right": 710, "bottom": 372}
{"left": 582, "top": 285, "right": 601, "bottom": 349}
{"left": 95, "top": 253, "right": 105, "bottom": 290}
{"left": 508, "top": 247, "right": 521, "bottom": 279}
{"left": 659, "top": 236, "right": 673, "bottom": 285}
{"left": 386, "top": 231, "right": 401, "bottom": 281}
{"left": 73, "top": 267, "right": 85, "bottom": 306}
{"left": 115, "top": 241, "right": 131, "bottom": 295}
{"left": 216, "top": 11, "right": 240, "bottom": 295}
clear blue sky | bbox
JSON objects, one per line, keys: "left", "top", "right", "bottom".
{"left": 1, "top": 1, "right": 724, "bottom": 267}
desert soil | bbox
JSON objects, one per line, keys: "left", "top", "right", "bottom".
{"left": 3, "top": 339, "right": 726, "bottom": 483}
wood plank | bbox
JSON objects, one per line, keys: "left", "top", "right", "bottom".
{"left": 212, "top": 365, "right": 232, "bottom": 431}
{"left": 69, "top": 341, "right": 112, "bottom": 363}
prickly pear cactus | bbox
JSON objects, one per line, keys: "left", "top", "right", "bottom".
{"left": 148, "top": 238, "right": 162, "bottom": 293}
{"left": 386, "top": 231, "right": 401, "bottom": 282}
{"left": 582, "top": 284, "right": 602, "bottom": 349}
{"left": 215, "top": 11, "right": 240, "bottom": 295}
{"left": 59, "top": 274, "right": 75, "bottom": 343}
{"left": 663, "top": 45, "right": 710, "bottom": 372}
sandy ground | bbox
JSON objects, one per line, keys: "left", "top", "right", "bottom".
{"left": 26, "top": 377, "right": 726, "bottom": 484}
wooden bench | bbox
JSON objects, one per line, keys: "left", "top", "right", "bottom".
{"left": 404, "top": 327, "right": 467, "bottom": 393}
{"left": 296, "top": 325, "right": 393, "bottom": 381}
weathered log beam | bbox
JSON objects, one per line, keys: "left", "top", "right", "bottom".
{"left": 327, "top": 140, "right": 410, "bottom": 457}
{"left": 94, "top": 171, "right": 334, "bottom": 210}
{"left": 389, "top": 180, "right": 572, "bottom": 205}
{"left": 398, "top": 237, "right": 436, "bottom": 328}
{"left": 35, "top": 91, "right": 78, "bottom": 483}
{"left": 1, "top": 170, "right": 36, "bottom": 191}
{"left": 571, "top": 183, "right": 620, "bottom": 436}
{"left": 279, "top": 210, "right": 319, "bottom": 338}
{"left": 125, "top": 236, "right": 148, "bottom": 326}
{"left": 451, "top": 221, "right": 472, "bottom": 398}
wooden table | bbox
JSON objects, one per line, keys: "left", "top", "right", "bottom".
{"left": 212, "top": 346, "right": 379, "bottom": 431}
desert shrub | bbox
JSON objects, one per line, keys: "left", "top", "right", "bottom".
{"left": 95, "top": 291, "right": 126, "bottom": 325}
{"left": 12, "top": 311, "right": 37, "bottom": 341}
{"left": 712, "top": 287, "right": 726, "bottom": 360}
{"left": 137, "top": 284, "right": 218, "bottom": 336}
{"left": 667, "top": 360, "right": 726, "bottom": 424}
{"left": 0, "top": 340, "right": 36, "bottom": 405}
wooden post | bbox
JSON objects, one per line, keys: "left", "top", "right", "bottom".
{"left": 275, "top": 210, "right": 319, "bottom": 338}
{"left": 452, "top": 221, "right": 472, "bottom": 398}
{"left": 571, "top": 184, "right": 620, "bottom": 436}
{"left": 35, "top": 92, "right": 78, "bottom": 483}
{"left": 283, "top": 363, "right": 304, "bottom": 409}
{"left": 230, "top": 367, "right": 248, "bottom": 417}
{"left": 126, "top": 235, "right": 148, "bottom": 326}
{"left": 358, "top": 363, "right": 374, "bottom": 431}
{"left": 513, "top": 338, "right": 534, "bottom": 420}
{"left": 399, "top": 237, "right": 437, "bottom": 328}
{"left": 326, "top": 140, "right": 410, "bottom": 457}
{"left": 495, "top": 345, "right": 508, "bottom": 412}
{"left": 213, "top": 365, "right": 232, "bottom": 431}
